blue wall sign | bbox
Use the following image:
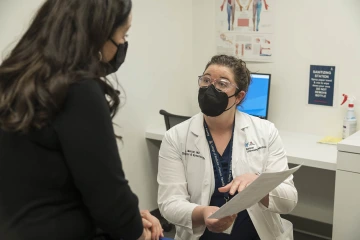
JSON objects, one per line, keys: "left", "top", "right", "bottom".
{"left": 308, "top": 65, "right": 335, "bottom": 106}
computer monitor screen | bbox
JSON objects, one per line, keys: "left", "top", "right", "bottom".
{"left": 237, "top": 73, "right": 271, "bottom": 119}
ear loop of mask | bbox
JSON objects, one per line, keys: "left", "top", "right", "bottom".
{"left": 224, "top": 89, "right": 242, "bottom": 112}
{"left": 110, "top": 38, "right": 119, "bottom": 47}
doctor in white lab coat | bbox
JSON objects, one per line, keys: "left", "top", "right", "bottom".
{"left": 157, "top": 55, "right": 298, "bottom": 240}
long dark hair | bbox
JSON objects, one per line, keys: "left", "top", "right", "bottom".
{"left": 0, "top": 0, "right": 132, "bottom": 132}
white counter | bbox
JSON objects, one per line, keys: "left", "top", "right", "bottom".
{"left": 337, "top": 130, "right": 360, "bottom": 154}
{"left": 145, "top": 125, "right": 338, "bottom": 171}
{"left": 145, "top": 125, "right": 166, "bottom": 141}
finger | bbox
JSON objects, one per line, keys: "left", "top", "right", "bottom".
{"left": 215, "top": 221, "right": 231, "bottom": 232}
{"left": 140, "top": 210, "right": 150, "bottom": 220}
{"left": 215, "top": 217, "right": 231, "bottom": 228}
{"left": 218, "top": 181, "right": 232, "bottom": 193}
{"left": 208, "top": 225, "right": 222, "bottom": 233}
{"left": 142, "top": 218, "right": 152, "bottom": 227}
{"left": 156, "top": 222, "right": 162, "bottom": 239}
{"left": 206, "top": 218, "right": 219, "bottom": 229}
{"left": 143, "top": 210, "right": 151, "bottom": 218}
{"left": 145, "top": 228, "right": 152, "bottom": 240}
{"left": 148, "top": 218, "right": 160, "bottom": 240}
{"left": 220, "top": 220, "right": 229, "bottom": 227}
{"left": 238, "top": 180, "right": 248, "bottom": 192}
{"left": 152, "top": 226, "right": 161, "bottom": 240}
{"left": 229, "top": 180, "right": 240, "bottom": 195}
{"left": 142, "top": 218, "right": 152, "bottom": 228}
{"left": 222, "top": 216, "right": 236, "bottom": 227}
{"left": 159, "top": 222, "right": 164, "bottom": 237}
{"left": 226, "top": 214, "right": 236, "bottom": 223}
{"left": 151, "top": 227, "right": 156, "bottom": 240}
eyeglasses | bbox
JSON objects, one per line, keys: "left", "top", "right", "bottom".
{"left": 198, "top": 75, "right": 239, "bottom": 93}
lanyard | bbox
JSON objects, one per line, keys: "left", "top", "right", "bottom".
{"left": 204, "top": 120, "right": 234, "bottom": 202}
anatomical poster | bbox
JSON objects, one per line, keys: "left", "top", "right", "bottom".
{"left": 216, "top": 0, "right": 275, "bottom": 62}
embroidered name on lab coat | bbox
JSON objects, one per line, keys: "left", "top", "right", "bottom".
{"left": 182, "top": 150, "right": 205, "bottom": 160}
{"left": 245, "top": 141, "right": 266, "bottom": 153}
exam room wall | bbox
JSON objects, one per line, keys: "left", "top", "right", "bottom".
{"left": 0, "top": 0, "right": 194, "bottom": 211}
{"left": 191, "top": 0, "right": 360, "bottom": 137}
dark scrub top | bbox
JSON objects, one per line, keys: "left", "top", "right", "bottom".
{"left": 200, "top": 132, "right": 259, "bottom": 240}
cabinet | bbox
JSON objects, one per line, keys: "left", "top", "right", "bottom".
{"left": 333, "top": 131, "right": 360, "bottom": 240}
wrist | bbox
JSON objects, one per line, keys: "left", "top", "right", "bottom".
{"left": 260, "top": 194, "right": 270, "bottom": 208}
{"left": 201, "top": 206, "right": 208, "bottom": 220}
{"left": 192, "top": 206, "right": 206, "bottom": 228}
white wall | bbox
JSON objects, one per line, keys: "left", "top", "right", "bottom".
{"left": 0, "top": 0, "right": 45, "bottom": 58}
{"left": 192, "top": 0, "right": 360, "bottom": 137}
{"left": 0, "top": 0, "right": 193, "bottom": 211}
{"left": 115, "top": 0, "right": 193, "bottom": 210}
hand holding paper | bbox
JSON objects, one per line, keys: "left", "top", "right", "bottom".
{"left": 209, "top": 165, "right": 302, "bottom": 219}
{"left": 202, "top": 206, "right": 237, "bottom": 233}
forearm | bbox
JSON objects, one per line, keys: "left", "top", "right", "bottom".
{"left": 268, "top": 182, "right": 298, "bottom": 213}
{"left": 192, "top": 206, "right": 206, "bottom": 228}
{"left": 158, "top": 193, "right": 199, "bottom": 230}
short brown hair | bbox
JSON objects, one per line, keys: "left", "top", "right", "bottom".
{"left": 204, "top": 55, "right": 251, "bottom": 105}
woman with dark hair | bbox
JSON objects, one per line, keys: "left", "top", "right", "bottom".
{"left": 0, "top": 0, "right": 162, "bottom": 240}
{"left": 158, "top": 55, "right": 297, "bottom": 240}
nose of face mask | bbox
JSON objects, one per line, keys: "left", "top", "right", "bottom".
{"left": 106, "top": 41, "right": 128, "bottom": 75}
{"left": 198, "top": 85, "right": 231, "bottom": 117}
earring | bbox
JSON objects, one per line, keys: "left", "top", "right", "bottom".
{"left": 98, "top": 51, "right": 103, "bottom": 61}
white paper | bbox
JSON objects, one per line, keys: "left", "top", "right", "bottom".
{"left": 209, "top": 164, "right": 301, "bottom": 219}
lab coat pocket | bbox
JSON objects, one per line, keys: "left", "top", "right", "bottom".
{"left": 261, "top": 211, "right": 291, "bottom": 239}
{"left": 261, "top": 211, "right": 278, "bottom": 236}
{"left": 276, "top": 219, "right": 293, "bottom": 240}
{"left": 185, "top": 154, "right": 206, "bottom": 199}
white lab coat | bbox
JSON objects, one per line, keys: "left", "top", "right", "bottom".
{"left": 157, "top": 111, "right": 298, "bottom": 240}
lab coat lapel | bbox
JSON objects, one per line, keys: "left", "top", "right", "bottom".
{"left": 190, "top": 113, "right": 207, "bottom": 156}
{"left": 232, "top": 111, "right": 251, "bottom": 176}
{"left": 190, "top": 113, "right": 213, "bottom": 205}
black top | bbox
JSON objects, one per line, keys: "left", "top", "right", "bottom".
{"left": 200, "top": 132, "right": 259, "bottom": 240}
{"left": 0, "top": 80, "right": 143, "bottom": 240}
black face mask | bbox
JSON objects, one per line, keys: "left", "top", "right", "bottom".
{"left": 198, "top": 85, "right": 237, "bottom": 117}
{"left": 106, "top": 40, "right": 128, "bottom": 75}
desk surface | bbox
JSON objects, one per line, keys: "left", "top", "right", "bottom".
{"left": 145, "top": 124, "right": 337, "bottom": 171}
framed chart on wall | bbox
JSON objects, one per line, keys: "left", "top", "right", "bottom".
{"left": 215, "top": 0, "right": 275, "bottom": 62}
